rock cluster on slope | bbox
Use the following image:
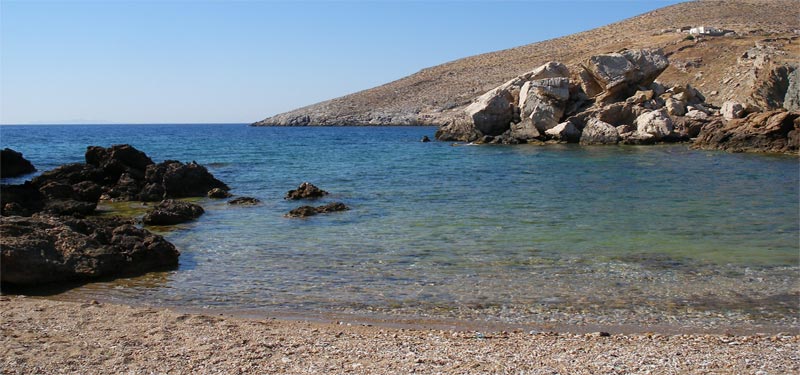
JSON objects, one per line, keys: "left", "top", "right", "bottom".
{"left": 435, "top": 48, "right": 798, "bottom": 153}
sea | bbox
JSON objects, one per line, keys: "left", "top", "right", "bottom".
{"left": 1, "top": 124, "right": 798, "bottom": 331}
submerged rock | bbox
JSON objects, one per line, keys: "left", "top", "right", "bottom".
{"left": 285, "top": 182, "right": 328, "bottom": 200}
{"left": 228, "top": 197, "right": 261, "bottom": 205}
{"left": 0, "top": 214, "right": 179, "bottom": 285}
{"left": 0, "top": 148, "right": 36, "bottom": 178}
{"left": 286, "top": 202, "right": 349, "bottom": 218}
{"left": 207, "top": 188, "right": 232, "bottom": 199}
{"left": 142, "top": 199, "right": 204, "bottom": 226}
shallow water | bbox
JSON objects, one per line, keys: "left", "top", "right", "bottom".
{"left": 1, "top": 124, "right": 798, "bottom": 329}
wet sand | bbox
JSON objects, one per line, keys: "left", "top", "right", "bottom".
{"left": 2, "top": 296, "right": 797, "bottom": 374}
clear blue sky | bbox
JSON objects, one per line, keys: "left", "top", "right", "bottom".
{"left": 0, "top": 0, "right": 684, "bottom": 124}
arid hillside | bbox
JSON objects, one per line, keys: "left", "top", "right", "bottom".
{"left": 253, "top": 0, "right": 799, "bottom": 126}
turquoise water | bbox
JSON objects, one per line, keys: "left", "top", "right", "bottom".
{"left": 1, "top": 124, "right": 798, "bottom": 328}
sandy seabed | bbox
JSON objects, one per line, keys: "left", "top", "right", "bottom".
{"left": 1, "top": 296, "right": 798, "bottom": 375}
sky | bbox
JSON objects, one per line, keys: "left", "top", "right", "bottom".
{"left": 0, "top": 0, "right": 685, "bottom": 125}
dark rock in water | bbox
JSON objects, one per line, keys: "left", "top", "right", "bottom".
{"left": 286, "top": 202, "right": 349, "bottom": 218}
{"left": 0, "top": 148, "right": 36, "bottom": 178}
{"left": 0, "top": 214, "right": 179, "bottom": 285}
{"left": 143, "top": 160, "right": 229, "bottom": 201}
{"left": 32, "top": 163, "right": 105, "bottom": 186}
{"left": 420, "top": 135, "right": 431, "bottom": 142}
{"left": 85, "top": 144, "right": 154, "bottom": 184}
{"left": 142, "top": 199, "right": 204, "bottom": 225}
{"left": 207, "top": 187, "right": 232, "bottom": 198}
{"left": 285, "top": 182, "right": 328, "bottom": 200}
{"left": 228, "top": 197, "right": 261, "bottom": 205}
{"left": 693, "top": 110, "right": 799, "bottom": 153}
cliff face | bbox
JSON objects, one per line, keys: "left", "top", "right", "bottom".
{"left": 252, "top": 0, "right": 799, "bottom": 127}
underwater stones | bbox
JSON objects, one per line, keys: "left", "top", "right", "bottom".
{"left": 285, "top": 182, "right": 328, "bottom": 200}
{"left": 142, "top": 199, "right": 204, "bottom": 226}
{"left": 228, "top": 197, "right": 261, "bottom": 205}
{"left": 286, "top": 202, "right": 349, "bottom": 218}
{"left": 207, "top": 188, "right": 232, "bottom": 198}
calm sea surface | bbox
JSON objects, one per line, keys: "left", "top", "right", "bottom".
{"left": 1, "top": 124, "right": 798, "bottom": 329}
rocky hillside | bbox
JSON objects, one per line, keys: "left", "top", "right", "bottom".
{"left": 252, "top": 0, "right": 799, "bottom": 127}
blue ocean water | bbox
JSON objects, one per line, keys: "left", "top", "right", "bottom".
{"left": 1, "top": 124, "right": 798, "bottom": 327}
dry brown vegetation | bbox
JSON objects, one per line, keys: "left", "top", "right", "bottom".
{"left": 253, "top": 0, "right": 799, "bottom": 126}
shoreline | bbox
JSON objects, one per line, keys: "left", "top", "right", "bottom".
{"left": 2, "top": 296, "right": 798, "bottom": 374}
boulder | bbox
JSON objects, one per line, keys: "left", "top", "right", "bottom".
{"left": 142, "top": 199, "right": 204, "bottom": 226}
{"left": 285, "top": 182, "right": 329, "bottom": 200}
{"left": 420, "top": 136, "right": 431, "bottom": 143}
{"left": 464, "top": 87, "right": 517, "bottom": 136}
{"left": 627, "top": 90, "right": 654, "bottom": 104}
{"left": 580, "top": 118, "right": 620, "bottom": 145}
{"left": 693, "top": 110, "right": 799, "bottom": 153}
{"left": 519, "top": 77, "right": 570, "bottom": 132}
{"left": 286, "top": 202, "right": 349, "bottom": 218}
{"left": 581, "top": 48, "right": 669, "bottom": 100}
{"left": 721, "top": 101, "right": 745, "bottom": 120}
{"left": 143, "top": 160, "right": 229, "bottom": 201}
{"left": 545, "top": 121, "right": 581, "bottom": 142}
{"left": 635, "top": 109, "right": 674, "bottom": 140}
{"left": 0, "top": 214, "right": 179, "bottom": 285}
{"left": 228, "top": 197, "right": 261, "bottom": 205}
{"left": 665, "top": 97, "right": 687, "bottom": 116}
{"left": 0, "top": 148, "right": 36, "bottom": 178}
{"left": 509, "top": 118, "right": 541, "bottom": 141}
{"left": 207, "top": 188, "right": 232, "bottom": 198}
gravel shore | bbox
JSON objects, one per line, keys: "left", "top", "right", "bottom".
{"left": 2, "top": 296, "right": 797, "bottom": 374}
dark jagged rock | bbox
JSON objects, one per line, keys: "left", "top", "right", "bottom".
{"left": 143, "top": 160, "right": 229, "bottom": 201}
{"left": 0, "top": 214, "right": 179, "bottom": 285}
{"left": 85, "top": 144, "right": 154, "bottom": 184}
{"left": 0, "top": 148, "right": 36, "bottom": 178}
{"left": 420, "top": 135, "right": 431, "bottom": 142}
{"left": 228, "top": 197, "right": 261, "bottom": 205}
{"left": 207, "top": 188, "right": 232, "bottom": 198}
{"left": 286, "top": 202, "right": 349, "bottom": 218}
{"left": 285, "top": 182, "right": 328, "bottom": 200}
{"left": 693, "top": 110, "right": 799, "bottom": 153}
{"left": 142, "top": 199, "right": 204, "bottom": 226}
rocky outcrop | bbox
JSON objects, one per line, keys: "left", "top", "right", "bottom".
{"left": 286, "top": 202, "right": 349, "bottom": 218}
{"left": 2, "top": 145, "right": 229, "bottom": 218}
{"left": 0, "top": 214, "right": 179, "bottom": 285}
{"left": 694, "top": 110, "right": 799, "bottom": 153}
{"left": 142, "top": 199, "right": 205, "bottom": 226}
{"left": 721, "top": 101, "right": 745, "bottom": 120}
{"left": 285, "top": 182, "right": 328, "bottom": 200}
{"left": 228, "top": 197, "right": 261, "bottom": 205}
{"left": 1, "top": 148, "right": 36, "bottom": 178}
{"left": 580, "top": 49, "right": 669, "bottom": 102}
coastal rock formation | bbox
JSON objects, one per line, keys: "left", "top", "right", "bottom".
{"left": 580, "top": 119, "right": 620, "bottom": 145}
{"left": 141, "top": 160, "right": 229, "bottom": 201}
{"left": 228, "top": 197, "right": 261, "bottom": 205}
{"left": 286, "top": 202, "right": 349, "bottom": 218}
{"left": 0, "top": 214, "right": 179, "bottom": 285}
{"left": 142, "top": 199, "right": 205, "bottom": 226}
{"left": 285, "top": 182, "right": 328, "bottom": 200}
{"left": 694, "top": 110, "right": 799, "bottom": 153}
{"left": 0, "top": 148, "right": 36, "bottom": 178}
{"left": 580, "top": 49, "right": 670, "bottom": 102}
